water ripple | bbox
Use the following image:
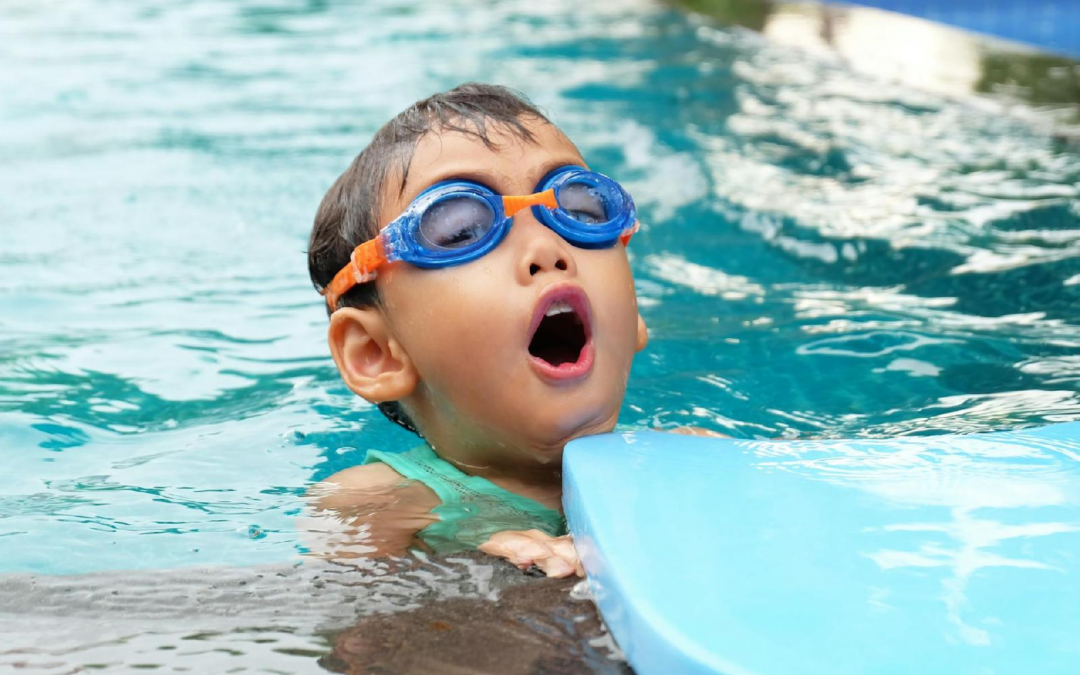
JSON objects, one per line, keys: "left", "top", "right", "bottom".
{"left": 0, "top": 0, "right": 1078, "bottom": 604}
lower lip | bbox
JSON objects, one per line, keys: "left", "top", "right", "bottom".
{"left": 529, "top": 340, "right": 595, "bottom": 383}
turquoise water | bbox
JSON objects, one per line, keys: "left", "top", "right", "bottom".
{"left": 2, "top": 0, "right": 1079, "bottom": 583}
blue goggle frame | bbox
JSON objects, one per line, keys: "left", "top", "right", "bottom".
{"left": 320, "top": 166, "right": 638, "bottom": 310}
{"left": 383, "top": 165, "right": 637, "bottom": 269}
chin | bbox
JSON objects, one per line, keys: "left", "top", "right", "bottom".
{"left": 527, "top": 400, "right": 620, "bottom": 452}
{"left": 526, "top": 443, "right": 565, "bottom": 466}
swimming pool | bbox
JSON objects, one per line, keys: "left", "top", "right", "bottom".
{"left": 2, "top": 0, "right": 1078, "bottom": 670}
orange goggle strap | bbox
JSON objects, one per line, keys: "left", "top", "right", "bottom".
{"left": 502, "top": 188, "right": 558, "bottom": 216}
{"left": 619, "top": 221, "right": 639, "bottom": 246}
{"left": 321, "top": 237, "right": 387, "bottom": 311}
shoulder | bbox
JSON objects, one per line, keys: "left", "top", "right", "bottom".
{"left": 324, "top": 461, "right": 410, "bottom": 491}
{"left": 313, "top": 461, "right": 439, "bottom": 513}
{"left": 303, "top": 459, "right": 441, "bottom": 558}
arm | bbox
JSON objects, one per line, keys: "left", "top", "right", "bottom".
{"left": 308, "top": 465, "right": 582, "bottom": 576}
{"left": 303, "top": 463, "right": 441, "bottom": 559}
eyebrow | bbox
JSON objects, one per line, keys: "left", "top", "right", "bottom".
{"left": 403, "top": 157, "right": 585, "bottom": 201}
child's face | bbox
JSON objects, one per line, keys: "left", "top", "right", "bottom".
{"left": 370, "top": 118, "right": 646, "bottom": 464}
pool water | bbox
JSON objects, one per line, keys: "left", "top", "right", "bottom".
{"left": 1, "top": 0, "right": 1078, "bottom": 670}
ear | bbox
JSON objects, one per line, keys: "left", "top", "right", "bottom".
{"left": 328, "top": 307, "right": 418, "bottom": 403}
{"left": 635, "top": 312, "right": 649, "bottom": 352}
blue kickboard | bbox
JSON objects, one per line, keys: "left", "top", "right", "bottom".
{"left": 563, "top": 423, "right": 1080, "bottom": 675}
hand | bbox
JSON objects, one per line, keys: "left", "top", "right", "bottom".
{"left": 478, "top": 529, "right": 584, "bottom": 578}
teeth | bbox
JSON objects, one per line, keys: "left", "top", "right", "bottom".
{"left": 545, "top": 300, "right": 573, "bottom": 317}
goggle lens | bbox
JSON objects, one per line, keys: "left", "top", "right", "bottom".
{"left": 553, "top": 173, "right": 631, "bottom": 231}
{"left": 556, "top": 181, "right": 611, "bottom": 225}
{"left": 417, "top": 194, "right": 497, "bottom": 251}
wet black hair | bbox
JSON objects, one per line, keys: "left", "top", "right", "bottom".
{"left": 307, "top": 83, "right": 553, "bottom": 435}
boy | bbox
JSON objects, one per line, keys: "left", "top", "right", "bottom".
{"left": 306, "top": 83, "right": 648, "bottom": 578}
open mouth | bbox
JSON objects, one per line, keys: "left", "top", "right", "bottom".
{"left": 527, "top": 287, "right": 594, "bottom": 381}
{"left": 529, "top": 300, "right": 588, "bottom": 366}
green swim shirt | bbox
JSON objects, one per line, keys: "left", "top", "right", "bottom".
{"left": 363, "top": 445, "right": 567, "bottom": 554}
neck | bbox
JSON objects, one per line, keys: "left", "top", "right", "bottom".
{"left": 418, "top": 423, "right": 566, "bottom": 511}
{"left": 402, "top": 387, "right": 616, "bottom": 512}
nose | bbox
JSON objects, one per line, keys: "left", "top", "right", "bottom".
{"left": 512, "top": 213, "right": 577, "bottom": 285}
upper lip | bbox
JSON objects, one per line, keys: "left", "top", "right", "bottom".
{"left": 526, "top": 283, "right": 594, "bottom": 348}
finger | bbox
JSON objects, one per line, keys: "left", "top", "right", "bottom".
{"left": 534, "top": 555, "right": 575, "bottom": 578}
{"left": 479, "top": 535, "right": 551, "bottom": 568}
{"left": 549, "top": 537, "right": 578, "bottom": 562}
{"left": 551, "top": 536, "right": 586, "bottom": 577}
{"left": 509, "top": 537, "right": 552, "bottom": 563}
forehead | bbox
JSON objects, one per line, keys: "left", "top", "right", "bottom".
{"left": 380, "top": 118, "right": 585, "bottom": 226}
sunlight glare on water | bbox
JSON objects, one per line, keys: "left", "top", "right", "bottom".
{"left": 2, "top": 0, "right": 1079, "bottom": 570}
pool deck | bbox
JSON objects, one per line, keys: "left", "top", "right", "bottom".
{"left": 675, "top": 0, "right": 1080, "bottom": 128}
{"left": 840, "top": 0, "right": 1080, "bottom": 58}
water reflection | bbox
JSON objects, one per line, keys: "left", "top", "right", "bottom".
{"left": 0, "top": 553, "right": 626, "bottom": 674}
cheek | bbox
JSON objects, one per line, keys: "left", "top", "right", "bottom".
{"left": 589, "top": 259, "right": 640, "bottom": 355}
{"left": 382, "top": 267, "right": 520, "bottom": 394}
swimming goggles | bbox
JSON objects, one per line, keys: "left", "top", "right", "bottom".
{"left": 321, "top": 165, "right": 637, "bottom": 310}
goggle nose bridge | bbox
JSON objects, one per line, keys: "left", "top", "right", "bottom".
{"left": 501, "top": 188, "right": 558, "bottom": 218}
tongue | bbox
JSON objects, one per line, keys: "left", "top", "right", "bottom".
{"left": 529, "top": 312, "right": 586, "bottom": 366}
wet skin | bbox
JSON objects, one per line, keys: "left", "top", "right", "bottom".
{"left": 314, "top": 117, "right": 647, "bottom": 575}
